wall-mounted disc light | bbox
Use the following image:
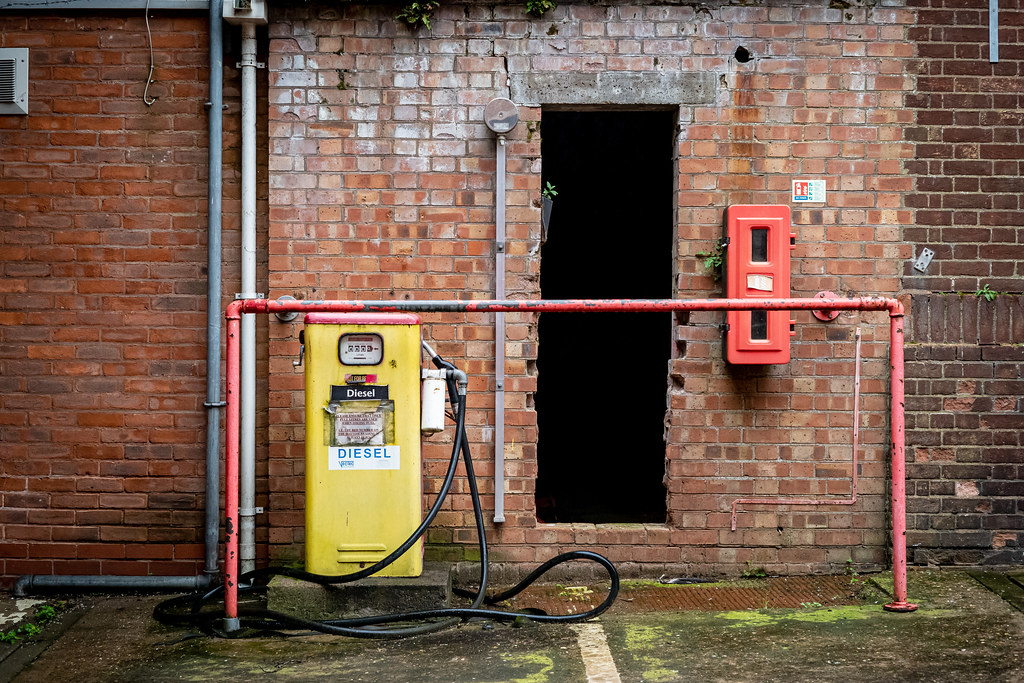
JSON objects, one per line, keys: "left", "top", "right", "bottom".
{"left": 484, "top": 97, "right": 519, "bottom": 134}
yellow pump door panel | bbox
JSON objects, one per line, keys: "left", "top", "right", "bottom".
{"left": 304, "top": 312, "right": 422, "bottom": 577}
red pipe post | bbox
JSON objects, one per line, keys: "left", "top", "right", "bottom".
{"left": 884, "top": 306, "right": 917, "bottom": 611}
{"left": 224, "top": 302, "right": 242, "bottom": 628}
{"left": 221, "top": 297, "right": 915, "bottom": 621}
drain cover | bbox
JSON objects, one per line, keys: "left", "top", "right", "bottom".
{"left": 502, "top": 575, "right": 869, "bottom": 615}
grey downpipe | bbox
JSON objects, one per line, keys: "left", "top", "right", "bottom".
{"left": 15, "top": 575, "right": 211, "bottom": 598}
{"left": 14, "top": 0, "right": 224, "bottom": 597}
{"left": 238, "top": 21, "right": 258, "bottom": 575}
{"left": 493, "top": 134, "right": 506, "bottom": 523}
{"left": 203, "top": 0, "right": 225, "bottom": 579}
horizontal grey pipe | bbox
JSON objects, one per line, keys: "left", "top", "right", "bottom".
{"left": 14, "top": 574, "right": 212, "bottom": 597}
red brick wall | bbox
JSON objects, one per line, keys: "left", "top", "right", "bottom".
{"left": 5, "top": 2, "right": 1017, "bottom": 582}
{"left": 266, "top": 2, "right": 916, "bottom": 576}
{"left": 904, "top": 0, "right": 1024, "bottom": 565}
{"left": 0, "top": 12, "right": 246, "bottom": 582}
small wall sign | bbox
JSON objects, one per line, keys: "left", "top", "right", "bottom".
{"left": 792, "top": 179, "right": 826, "bottom": 203}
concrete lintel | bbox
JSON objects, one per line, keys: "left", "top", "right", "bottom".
{"left": 510, "top": 71, "right": 716, "bottom": 107}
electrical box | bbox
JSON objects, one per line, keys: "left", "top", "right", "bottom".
{"left": 223, "top": 0, "right": 267, "bottom": 24}
{"left": 304, "top": 313, "right": 422, "bottom": 577}
{"left": 0, "top": 49, "right": 29, "bottom": 116}
{"left": 724, "top": 205, "right": 796, "bottom": 364}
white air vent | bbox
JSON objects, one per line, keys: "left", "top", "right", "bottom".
{"left": 0, "top": 48, "right": 28, "bottom": 116}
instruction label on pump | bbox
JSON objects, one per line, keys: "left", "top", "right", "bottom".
{"left": 334, "top": 411, "right": 385, "bottom": 445}
{"left": 329, "top": 445, "right": 400, "bottom": 470}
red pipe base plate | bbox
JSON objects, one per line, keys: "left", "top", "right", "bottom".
{"left": 883, "top": 601, "right": 919, "bottom": 613}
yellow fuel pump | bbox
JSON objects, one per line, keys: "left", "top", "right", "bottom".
{"left": 304, "top": 312, "right": 422, "bottom": 577}
{"left": 158, "top": 313, "right": 621, "bottom": 638}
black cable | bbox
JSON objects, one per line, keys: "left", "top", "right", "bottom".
{"left": 156, "top": 390, "right": 471, "bottom": 638}
{"left": 154, "top": 355, "right": 618, "bottom": 638}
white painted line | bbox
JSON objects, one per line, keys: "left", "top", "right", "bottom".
{"left": 572, "top": 622, "right": 622, "bottom": 683}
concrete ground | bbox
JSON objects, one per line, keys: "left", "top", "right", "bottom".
{"left": 3, "top": 569, "right": 1023, "bottom": 682}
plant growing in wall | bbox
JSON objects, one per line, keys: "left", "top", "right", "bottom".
{"left": 976, "top": 283, "right": 998, "bottom": 302}
{"left": 696, "top": 239, "right": 727, "bottom": 281}
{"left": 541, "top": 182, "right": 557, "bottom": 241}
{"left": 395, "top": 1, "right": 439, "bottom": 30}
{"left": 526, "top": 0, "right": 556, "bottom": 18}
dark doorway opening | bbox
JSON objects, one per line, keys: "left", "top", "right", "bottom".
{"left": 534, "top": 110, "right": 674, "bottom": 524}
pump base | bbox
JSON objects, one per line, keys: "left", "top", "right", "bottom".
{"left": 267, "top": 563, "right": 452, "bottom": 620}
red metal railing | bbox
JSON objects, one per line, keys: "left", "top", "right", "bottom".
{"left": 222, "top": 297, "right": 916, "bottom": 625}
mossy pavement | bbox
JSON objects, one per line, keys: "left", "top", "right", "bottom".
{"left": 4, "top": 569, "right": 1023, "bottom": 682}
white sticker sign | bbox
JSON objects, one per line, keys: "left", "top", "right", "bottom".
{"left": 792, "top": 179, "right": 826, "bottom": 203}
{"left": 329, "top": 445, "right": 400, "bottom": 470}
{"left": 747, "top": 274, "right": 774, "bottom": 292}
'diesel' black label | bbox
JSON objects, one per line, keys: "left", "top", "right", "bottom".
{"left": 330, "top": 384, "right": 389, "bottom": 402}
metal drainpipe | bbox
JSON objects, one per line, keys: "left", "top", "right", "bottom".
{"left": 203, "top": 0, "right": 225, "bottom": 580}
{"left": 238, "top": 21, "right": 259, "bottom": 575}
{"left": 493, "top": 134, "right": 507, "bottom": 524}
{"left": 14, "top": 3, "right": 224, "bottom": 596}
{"left": 14, "top": 575, "right": 210, "bottom": 598}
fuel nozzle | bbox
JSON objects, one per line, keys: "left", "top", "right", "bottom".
{"left": 421, "top": 340, "right": 445, "bottom": 369}
{"left": 421, "top": 340, "right": 467, "bottom": 397}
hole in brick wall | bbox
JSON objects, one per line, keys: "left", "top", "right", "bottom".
{"left": 734, "top": 46, "right": 751, "bottom": 63}
{"left": 534, "top": 110, "right": 674, "bottom": 524}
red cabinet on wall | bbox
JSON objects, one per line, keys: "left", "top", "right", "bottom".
{"left": 724, "top": 205, "right": 796, "bottom": 365}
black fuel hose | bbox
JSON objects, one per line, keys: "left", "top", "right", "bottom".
{"left": 155, "top": 359, "right": 618, "bottom": 638}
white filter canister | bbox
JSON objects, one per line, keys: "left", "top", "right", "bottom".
{"left": 420, "top": 369, "right": 447, "bottom": 434}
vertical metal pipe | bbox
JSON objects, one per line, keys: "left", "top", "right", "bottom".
{"left": 203, "top": 0, "right": 224, "bottom": 580}
{"left": 884, "top": 309, "right": 917, "bottom": 612}
{"left": 989, "top": 0, "right": 999, "bottom": 63}
{"left": 239, "top": 22, "right": 258, "bottom": 574}
{"left": 851, "top": 327, "right": 861, "bottom": 500}
{"left": 494, "top": 136, "right": 507, "bottom": 523}
{"left": 224, "top": 308, "right": 241, "bottom": 630}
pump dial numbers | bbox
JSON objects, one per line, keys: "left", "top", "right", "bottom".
{"left": 338, "top": 333, "right": 384, "bottom": 366}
